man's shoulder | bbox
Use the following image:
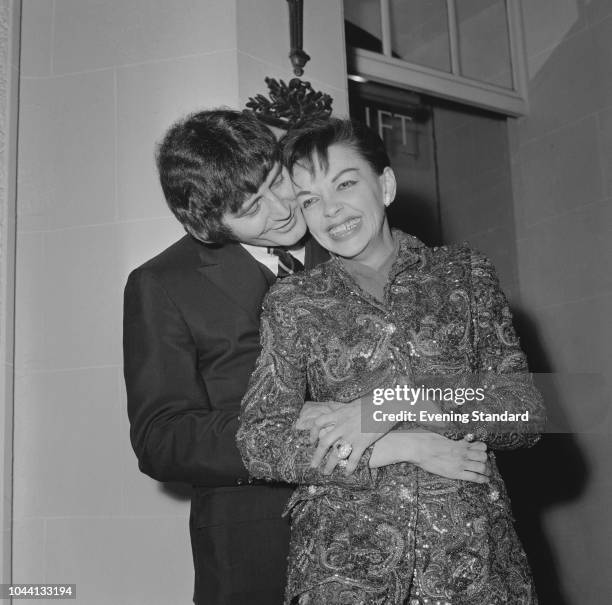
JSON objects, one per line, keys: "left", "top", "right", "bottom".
{"left": 128, "top": 235, "right": 235, "bottom": 282}
{"left": 125, "top": 235, "right": 211, "bottom": 302}
{"left": 131, "top": 235, "right": 201, "bottom": 276}
{"left": 125, "top": 235, "right": 269, "bottom": 311}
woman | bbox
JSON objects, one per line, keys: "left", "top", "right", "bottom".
{"left": 237, "top": 119, "right": 544, "bottom": 604}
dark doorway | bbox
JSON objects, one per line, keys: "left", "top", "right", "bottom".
{"left": 349, "top": 80, "right": 440, "bottom": 245}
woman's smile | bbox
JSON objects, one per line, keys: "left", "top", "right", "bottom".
{"left": 327, "top": 216, "right": 362, "bottom": 240}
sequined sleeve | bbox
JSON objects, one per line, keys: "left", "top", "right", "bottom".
{"left": 236, "top": 282, "right": 377, "bottom": 488}
{"left": 446, "top": 250, "right": 545, "bottom": 448}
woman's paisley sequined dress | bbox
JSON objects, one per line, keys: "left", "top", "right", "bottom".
{"left": 237, "top": 231, "right": 544, "bottom": 605}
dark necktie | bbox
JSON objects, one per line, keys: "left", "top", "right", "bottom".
{"left": 268, "top": 247, "right": 305, "bottom": 278}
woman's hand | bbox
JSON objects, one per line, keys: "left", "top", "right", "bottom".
{"left": 305, "top": 398, "right": 387, "bottom": 476}
{"left": 370, "top": 431, "right": 490, "bottom": 483}
{"left": 417, "top": 434, "right": 490, "bottom": 483}
{"left": 294, "top": 401, "right": 341, "bottom": 431}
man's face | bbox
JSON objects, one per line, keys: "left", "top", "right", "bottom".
{"left": 223, "top": 163, "right": 307, "bottom": 247}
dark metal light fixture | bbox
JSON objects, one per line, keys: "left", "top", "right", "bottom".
{"left": 287, "top": 0, "right": 310, "bottom": 76}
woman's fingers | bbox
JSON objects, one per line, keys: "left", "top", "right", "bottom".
{"left": 463, "top": 459, "right": 490, "bottom": 476}
{"left": 310, "top": 425, "right": 341, "bottom": 468}
{"left": 308, "top": 402, "right": 348, "bottom": 443}
{"left": 466, "top": 439, "right": 487, "bottom": 451}
{"left": 321, "top": 443, "right": 366, "bottom": 476}
{"left": 342, "top": 445, "right": 366, "bottom": 476}
{"left": 322, "top": 451, "right": 341, "bottom": 475}
{"left": 465, "top": 449, "right": 488, "bottom": 463}
{"left": 459, "top": 470, "right": 489, "bottom": 483}
{"left": 309, "top": 412, "right": 336, "bottom": 444}
{"left": 295, "top": 405, "right": 332, "bottom": 430}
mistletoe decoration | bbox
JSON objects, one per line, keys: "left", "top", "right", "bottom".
{"left": 246, "top": 77, "right": 333, "bottom": 130}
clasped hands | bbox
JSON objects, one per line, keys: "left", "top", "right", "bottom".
{"left": 295, "top": 396, "right": 490, "bottom": 483}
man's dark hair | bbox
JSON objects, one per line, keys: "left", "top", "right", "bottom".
{"left": 156, "top": 109, "right": 278, "bottom": 243}
{"left": 281, "top": 118, "right": 390, "bottom": 177}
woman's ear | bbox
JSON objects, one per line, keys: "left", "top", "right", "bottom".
{"left": 380, "top": 166, "right": 397, "bottom": 207}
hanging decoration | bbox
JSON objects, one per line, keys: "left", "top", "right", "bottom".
{"left": 246, "top": 77, "right": 333, "bottom": 130}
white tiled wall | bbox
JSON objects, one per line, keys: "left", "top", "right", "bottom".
{"left": 18, "top": 71, "right": 116, "bottom": 232}
{"left": 14, "top": 1, "right": 348, "bottom": 603}
{"left": 435, "top": 107, "right": 520, "bottom": 301}
{"left": 116, "top": 51, "right": 240, "bottom": 222}
{"left": 51, "top": 0, "right": 237, "bottom": 75}
{"left": 1, "top": 0, "right": 21, "bottom": 585}
{"left": 509, "top": 2, "right": 612, "bottom": 602}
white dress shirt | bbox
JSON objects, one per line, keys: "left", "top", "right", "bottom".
{"left": 240, "top": 243, "right": 306, "bottom": 276}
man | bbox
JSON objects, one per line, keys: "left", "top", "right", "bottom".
{"left": 123, "top": 109, "right": 328, "bottom": 605}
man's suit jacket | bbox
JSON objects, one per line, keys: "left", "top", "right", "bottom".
{"left": 123, "top": 234, "right": 328, "bottom": 605}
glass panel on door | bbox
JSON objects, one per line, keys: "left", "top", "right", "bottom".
{"left": 389, "top": 0, "right": 451, "bottom": 72}
{"left": 456, "top": 0, "right": 514, "bottom": 89}
{"left": 344, "top": 0, "right": 384, "bottom": 53}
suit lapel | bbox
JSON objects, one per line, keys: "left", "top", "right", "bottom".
{"left": 197, "top": 242, "right": 271, "bottom": 320}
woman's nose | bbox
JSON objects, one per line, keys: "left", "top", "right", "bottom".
{"left": 322, "top": 196, "right": 342, "bottom": 217}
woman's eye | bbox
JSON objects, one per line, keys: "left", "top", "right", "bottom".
{"left": 301, "top": 197, "right": 318, "bottom": 209}
{"left": 338, "top": 180, "right": 357, "bottom": 190}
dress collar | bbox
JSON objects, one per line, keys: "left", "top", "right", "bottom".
{"left": 327, "top": 229, "right": 426, "bottom": 310}
{"left": 329, "top": 229, "right": 425, "bottom": 275}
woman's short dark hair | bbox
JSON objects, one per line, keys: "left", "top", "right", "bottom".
{"left": 156, "top": 109, "right": 278, "bottom": 243}
{"left": 281, "top": 118, "right": 390, "bottom": 177}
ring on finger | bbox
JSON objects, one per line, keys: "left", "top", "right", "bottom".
{"left": 335, "top": 440, "right": 353, "bottom": 460}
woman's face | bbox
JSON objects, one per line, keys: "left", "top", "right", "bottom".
{"left": 291, "top": 143, "right": 396, "bottom": 268}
